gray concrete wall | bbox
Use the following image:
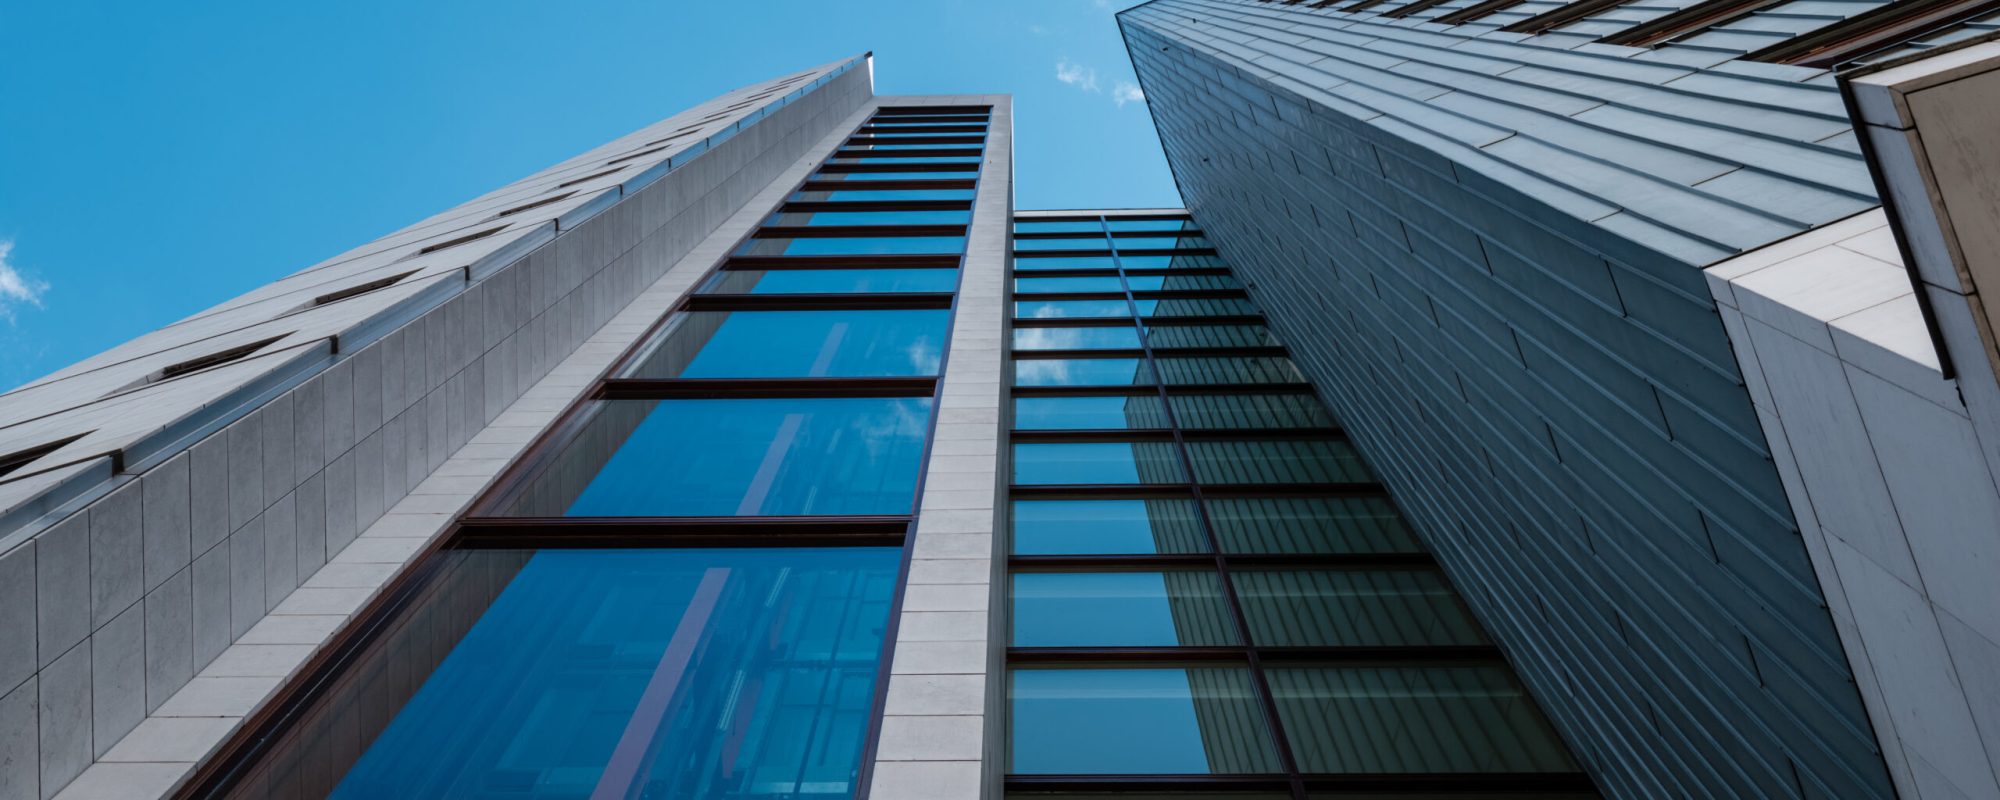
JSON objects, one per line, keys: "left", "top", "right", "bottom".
{"left": 1121, "top": 12, "right": 1895, "bottom": 800}
{"left": 0, "top": 62, "right": 872, "bottom": 800}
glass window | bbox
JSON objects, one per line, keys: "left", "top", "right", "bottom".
{"left": 1131, "top": 297, "right": 1260, "bottom": 317}
{"left": 1265, "top": 666, "right": 1577, "bottom": 774}
{"left": 1184, "top": 439, "right": 1371, "bottom": 484}
{"left": 1014, "top": 395, "right": 1168, "bottom": 430}
{"left": 1116, "top": 236, "right": 1212, "bottom": 250}
{"left": 1012, "top": 499, "right": 1208, "bottom": 555}
{"left": 504, "top": 397, "right": 932, "bottom": 517}
{"left": 791, "top": 188, "right": 975, "bottom": 202}
{"left": 1015, "top": 276, "right": 1124, "bottom": 293}
{"left": 1232, "top": 569, "right": 1487, "bottom": 647}
{"left": 856, "top": 128, "right": 986, "bottom": 138}
{"left": 1014, "top": 358, "right": 1151, "bottom": 387}
{"left": 1015, "top": 300, "right": 1131, "bottom": 319}
{"left": 1154, "top": 356, "right": 1305, "bottom": 384}
{"left": 843, "top": 141, "right": 978, "bottom": 150}
{"left": 1012, "top": 327, "right": 1142, "bottom": 351}
{"left": 1105, "top": 218, "right": 1199, "bottom": 232}
{"left": 702, "top": 268, "right": 959, "bottom": 295}
{"left": 1206, "top": 497, "right": 1421, "bottom": 554}
{"left": 1014, "top": 220, "right": 1105, "bottom": 233}
{"left": 239, "top": 547, "right": 899, "bottom": 800}
{"left": 737, "top": 235, "right": 966, "bottom": 256}
{"left": 827, "top": 156, "right": 982, "bottom": 165}
{"left": 1125, "top": 274, "right": 1242, "bottom": 291}
{"left": 1118, "top": 254, "right": 1227, "bottom": 270}
{"left": 869, "top": 116, "right": 988, "bottom": 125}
{"left": 1017, "top": 237, "right": 1110, "bottom": 252}
{"left": 768, "top": 209, "right": 970, "bottom": 226}
{"left": 1145, "top": 324, "right": 1280, "bottom": 349}
{"left": 625, "top": 309, "right": 947, "bottom": 378}
{"left": 1015, "top": 256, "right": 1121, "bottom": 270}
{"left": 1167, "top": 393, "right": 1336, "bottom": 429}
{"left": 1013, "top": 571, "right": 1236, "bottom": 647}
{"left": 811, "top": 170, "right": 975, "bottom": 181}
{"left": 1010, "top": 667, "right": 1280, "bottom": 774}
{"left": 1014, "top": 441, "right": 1184, "bottom": 485}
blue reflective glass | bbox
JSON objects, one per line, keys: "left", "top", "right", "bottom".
{"left": 1016, "top": 237, "right": 1109, "bottom": 251}
{"left": 857, "top": 128, "right": 986, "bottom": 137}
{"left": 703, "top": 268, "right": 959, "bottom": 295}
{"left": 770, "top": 209, "right": 971, "bottom": 226}
{"left": 1125, "top": 274, "right": 1241, "bottom": 291}
{"left": 812, "top": 170, "right": 975, "bottom": 181}
{"left": 1013, "top": 442, "right": 1185, "bottom": 484}
{"left": 1015, "top": 256, "right": 1121, "bottom": 270}
{"left": 1014, "top": 358, "right": 1150, "bottom": 386}
{"left": 1116, "top": 236, "right": 1211, "bottom": 250}
{"left": 328, "top": 547, "right": 898, "bottom": 800}
{"left": 1010, "top": 668, "right": 1279, "bottom": 774}
{"left": 1013, "top": 571, "right": 1234, "bottom": 647}
{"left": 845, "top": 142, "right": 977, "bottom": 150}
{"left": 1130, "top": 297, "right": 1259, "bottom": 317}
{"left": 631, "top": 310, "right": 947, "bottom": 378}
{"left": 829, "top": 156, "right": 981, "bottom": 164}
{"left": 544, "top": 398, "right": 931, "bottom": 516}
{"left": 1015, "top": 276, "right": 1125, "bottom": 292}
{"left": 1012, "top": 499, "right": 1208, "bottom": 555}
{"left": 1014, "top": 300, "right": 1130, "bottom": 318}
{"left": 1118, "top": 254, "right": 1226, "bottom": 269}
{"left": 1011, "top": 327, "right": 1142, "bottom": 351}
{"left": 792, "top": 189, "right": 975, "bottom": 202}
{"left": 1014, "top": 395, "right": 1168, "bottom": 430}
{"left": 740, "top": 236, "right": 967, "bottom": 256}
{"left": 1106, "top": 218, "right": 1197, "bottom": 232}
{"left": 1013, "top": 220, "right": 1105, "bottom": 233}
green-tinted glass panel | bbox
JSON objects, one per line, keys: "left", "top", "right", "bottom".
{"left": 1012, "top": 326, "right": 1143, "bottom": 351}
{"left": 1266, "top": 666, "right": 1577, "bottom": 774}
{"left": 1014, "top": 396, "right": 1170, "bottom": 430}
{"left": 1184, "top": 439, "right": 1370, "bottom": 484}
{"left": 702, "top": 268, "right": 958, "bottom": 295}
{"left": 1013, "top": 571, "right": 1236, "bottom": 647}
{"left": 1013, "top": 442, "right": 1185, "bottom": 485}
{"left": 1232, "top": 569, "right": 1487, "bottom": 647}
{"left": 1167, "top": 393, "right": 1336, "bottom": 429}
{"left": 1014, "top": 358, "right": 1151, "bottom": 387}
{"left": 1010, "top": 667, "right": 1281, "bottom": 774}
{"left": 1206, "top": 497, "right": 1421, "bottom": 554}
{"left": 1011, "top": 499, "right": 1207, "bottom": 555}
{"left": 1154, "top": 356, "right": 1304, "bottom": 384}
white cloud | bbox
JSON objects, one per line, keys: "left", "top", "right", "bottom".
{"left": 1029, "top": 24, "right": 1050, "bottom": 35}
{"left": 1113, "top": 82, "right": 1146, "bottom": 107}
{"left": 1056, "top": 58, "right": 1101, "bottom": 93}
{"left": 0, "top": 240, "right": 48, "bottom": 323}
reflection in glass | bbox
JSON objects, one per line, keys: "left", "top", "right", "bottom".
{"left": 1015, "top": 300, "right": 1131, "bottom": 318}
{"left": 1118, "top": 254, "right": 1227, "bottom": 269}
{"left": 1232, "top": 569, "right": 1487, "bottom": 647}
{"left": 702, "top": 268, "right": 959, "bottom": 295}
{"left": 1014, "top": 395, "right": 1169, "bottom": 430}
{"left": 235, "top": 547, "right": 898, "bottom": 799}
{"left": 1207, "top": 497, "right": 1420, "bottom": 554}
{"left": 737, "top": 235, "right": 966, "bottom": 256}
{"left": 626, "top": 309, "right": 947, "bottom": 379}
{"left": 791, "top": 189, "right": 976, "bottom": 202}
{"left": 1013, "top": 571, "right": 1235, "bottom": 647}
{"left": 811, "top": 170, "right": 975, "bottom": 181}
{"left": 1116, "top": 236, "right": 1212, "bottom": 250}
{"left": 1012, "top": 326, "right": 1143, "bottom": 351}
{"left": 1106, "top": 218, "right": 1199, "bottom": 232}
{"left": 1010, "top": 667, "right": 1280, "bottom": 774}
{"left": 1016, "top": 237, "right": 1111, "bottom": 251}
{"left": 1167, "top": 393, "right": 1335, "bottom": 429}
{"left": 1131, "top": 297, "right": 1260, "bottom": 317}
{"left": 1011, "top": 499, "right": 1208, "bottom": 555}
{"left": 1014, "top": 442, "right": 1184, "bottom": 485}
{"left": 1014, "top": 358, "right": 1150, "bottom": 386}
{"left": 1145, "top": 324, "right": 1279, "bottom": 349}
{"left": 1266, "top": 666, "right": 1577, "bottom": 774}
{"left": 768, "top": 209, "right": 971, "bottom": 226}
{"left": 1015, "top": 256, "right": 1121, "bottom": 270}
{"left": 1013, "top": 220, "right": 1105, "bottom": 233}
{"left": 503, "top": 398, "right": 931, "bottom": 517}
{"left": 1125, "top": 274, "right": 1242, "bottom": 291}
{"left": 1015, "top": 275, "right": 1125, "bottom": 293}
{"left": 1184, "top": 439, "right": 1370, "bottom": 484}
{"left": 1154, "top": 356, "right": 1305, "bottom": 384}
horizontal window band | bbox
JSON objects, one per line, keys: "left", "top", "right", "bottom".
{"left": 1009, "top": 482, "right": 1385, "bottom": 499}
{"left": 755, "top": 224, "right": 967, "bottom": 238}
{"left": 1012, "top": 289, "right": 1247, "bottom": 302}
{"left": 1012, "top": 267, "right": 1232, "bottom": 278}
{"left": 1010, "top": 291, "right": 1125, "bottom": 301}
{"left": 873, "top": 105, "right": 992, "bottom": 115}
{"left": 1004, "top": 773, "right": 1598, "bottom": 793}
{"left": 1013, "top": 229, "right": 1206, "bottom": 240}
{"left": 1012, "top": 248, "right": 1220, "bottom": 258}
{"left": 800, "top": 180, "right": 977, "bottom": 192}
{"left": 1009, "top": 427, "right": 1343, "bottom": 442}
{"left": 1008, "top": 553, "right": 1435, "bottom": 570}
{"left": 832, "top": 148, "right": 983, "bottom": 159}
{"left": 854, "top": 125, "right": 988, "bottom": 135}
{"left": 1011, "top": 315, "right": 1268, "bottom": 329}
{"left": 1010, "top": 382, "right": 1316, "bottom": 396}
{"left": 1009, "top": 346, "right": 1288, "bottom": 359}
{"left": 448, "top": 516, "right": 910, "bottom": 549}
{"left": 682, "top": 292, "right": 955, "bottom": 311}
{"left": 595, "top": 376, "right": 939, "bottom": 399}
{"left": 779, "top": 199, "right": 973, "bottom": 213}
{"left": 1005, "top": 645, "right": 1505, "bottom": 664}
{"left": 816, "top": 162, "right": 979, "bottom": 174}
{"left": 846, "top": 135, "right": 987, "bottom": 146}
{"left": 727, "top": 254, "right": 963, "bottom": 270}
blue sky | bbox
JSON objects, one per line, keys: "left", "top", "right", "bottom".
{"left": 0, "top": 0, "right": 1178, "bottom": 390}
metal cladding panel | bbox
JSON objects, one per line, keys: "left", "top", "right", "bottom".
{"left": 1120, "top": 4, "right": 1896, "bottom": 799}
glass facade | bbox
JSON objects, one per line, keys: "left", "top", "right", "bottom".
{"left": 207, "top": 104, "right": 993, "bottom": 798}
{"left": 1003, "top": 213, "right": 1589, "bottom": 799}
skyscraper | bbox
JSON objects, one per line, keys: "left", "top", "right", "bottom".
{"left": 1, "top": 6, "right": 1997, "bottom": 797}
